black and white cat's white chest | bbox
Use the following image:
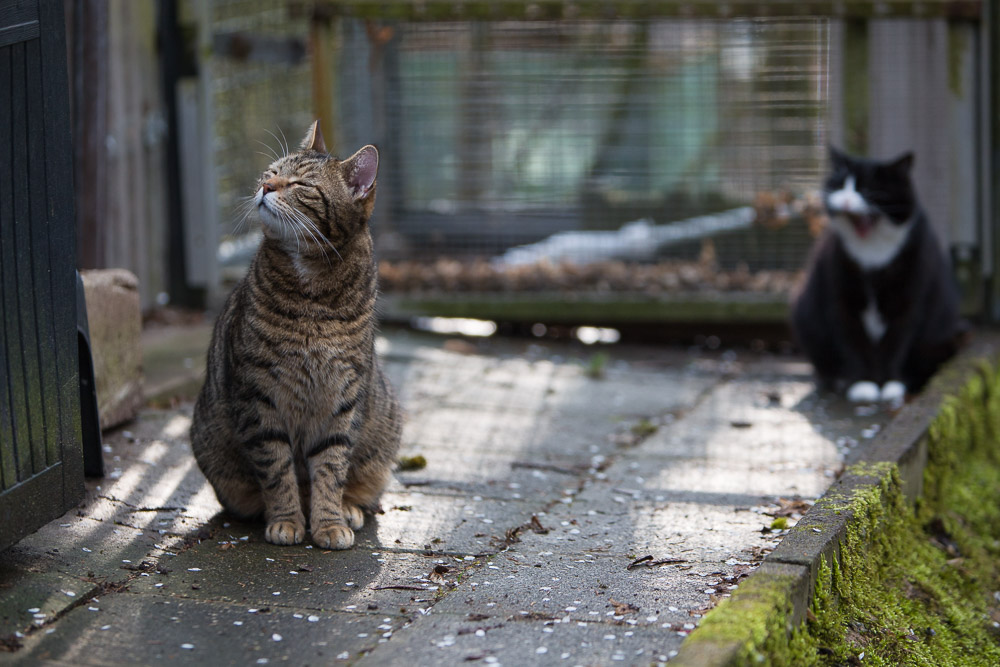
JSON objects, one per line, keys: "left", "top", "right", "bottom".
{"left": 827, "top": 173, "right": 916, "bottom": 272}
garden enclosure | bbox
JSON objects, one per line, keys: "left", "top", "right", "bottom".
{"left": 72, "top": 1, "right": 999, "bottom": 329}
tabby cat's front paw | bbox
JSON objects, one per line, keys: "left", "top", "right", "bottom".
{"left": 345, "top": 504, "right": 365, "bottom": 530}
{"left": 265, "top": 519, "right": 306, "bottom": 545}
{"left": 312, "top": 524, "right": 355, "bottom": 550}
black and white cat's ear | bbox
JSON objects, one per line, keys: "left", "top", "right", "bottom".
{"left": 828, "top": 145, "right": 849, "bottom": 167}
{"left": 300, "top": 120, "right": 327, "bottom": 153}
{"left": 342, "top": 145, "right": 379, "bottom": 201}
{"left": 889, "top": 151, "right": 915, "bottom": 173}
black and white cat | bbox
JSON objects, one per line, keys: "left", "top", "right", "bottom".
{"left": 791, "top": 147, "right": 965, "bottom": 402}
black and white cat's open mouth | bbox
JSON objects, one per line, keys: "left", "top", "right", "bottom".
{"left": 845, "top": 212, "right": 879, "bottom": 238}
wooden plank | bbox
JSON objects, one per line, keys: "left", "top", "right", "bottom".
{"left": 0, "top": 465, "right": 71, "bottom": 553}
{"left": 178, "top": 79, "right": 216, "bottom": 288}
{"left": 380, "top": 292, "right": 790, "bottom": 324}
{"left": 72, "top": 0, "right": 108, "bottom": 270}
{"left": 0, "top": 0, "right": 39, "bottom": 49}
{"left": 842, "top": 20, "right": 869, "bottom": 154}
{"left": 102, "top": 0, "right": 168, "bottom": 309}
{"left": 981, "top": 0, "right": 996, "bottom": 313}
{"left": 0, "top": 44, "right": 16, "bottom": 493}
{"left": 39, "top": 0, "right": 83, "bottom": 499}
{"left": 310, "top": 17, "right": 338, "bottom": 153}
{"left": 5, "top": 40, "right": 35, "bottom": 482}
{"left": 300, "top": 0, "right": 982, "bottom": 20}
{"left": 946, "top": 22, "right": 982, "bottom": 315}
{"left": 869, "top": 20, "right": 951, "bottom": 243}
{"left": 26, "top": 34, "right": 60, "bottom": 470}
{"left": 11, "top": 39, "right": 47, "bottom": 477}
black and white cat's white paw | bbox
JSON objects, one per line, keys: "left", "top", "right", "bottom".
{"left": 846, "top": 381, "right": 880, "bottom": 403}
{"left": 846, "top": 380, "right": 906, "bottom": 403}
{"left": 879, "top": 380, "right": 906, "bottom": 403}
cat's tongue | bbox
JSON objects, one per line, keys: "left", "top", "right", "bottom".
{"left": 847, "top": 213, "right": 878, "bottom": 238}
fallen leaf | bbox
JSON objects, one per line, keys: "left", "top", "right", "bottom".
{"left": 609, "top": 598, "right": 640, "bottom": 615}
{"left": 429, "top": 564, "right": 450, "bottom": 584}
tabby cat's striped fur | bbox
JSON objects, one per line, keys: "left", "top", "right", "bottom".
{"left": 191, "top": 122, "right": 401, "bottom": 550}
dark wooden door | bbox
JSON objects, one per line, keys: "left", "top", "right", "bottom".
{"left": 0, "top": 0, "right": 84, "bottom": 551}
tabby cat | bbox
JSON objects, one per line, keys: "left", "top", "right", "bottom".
{"left": 791, "top": 147, "right": 964, "bottom": 402}
{"left": 190, "top": 121, "right": 401, "bottom": 549}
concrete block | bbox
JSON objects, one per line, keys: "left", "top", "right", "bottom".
{"left": 81, "top": 269, "right": 143, "bottom": 429}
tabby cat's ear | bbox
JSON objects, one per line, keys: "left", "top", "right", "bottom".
{"left": 889, "top": 151, "right": 915, "bottom": 173}
{"left": 300, "top": 120, "right": 327, "bottom": 153}
{"left": 342, "top": 145, "right": 378, "bottom": 201}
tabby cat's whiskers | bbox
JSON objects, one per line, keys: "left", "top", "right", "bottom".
{"left": 255, "top": 140, "right": 281, "bottom": 162}
{"left": 233, "top": 195, "right": 257, "bottom": 236}
{"left": 264, "top": 128, "right": 288, "bottom": 158}
{"left": 287, "top": 206, "right": 342, "bottom": 263}
{"left": 277, "top": 125, "right": 290, "bottom": 157}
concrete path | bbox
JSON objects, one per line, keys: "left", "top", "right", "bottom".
{"left": 0, "top": 327, "right": 892, "bottom": 665}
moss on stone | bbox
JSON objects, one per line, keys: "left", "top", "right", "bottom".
{"left": 678, "top": 357, "right": 1000, "bottom": 665}
{"left": 680, "top": 567, "right": 814, "bottom": 665}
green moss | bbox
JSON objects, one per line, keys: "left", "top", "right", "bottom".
{"left": 798, "top": 464, "right": 1000, "bottom": 666}
{"left": 397, "top": 455, "right": 427, "bottom": 471}
{"left": 630, "top": 418, "right": 658, "bottom": 438}
{"left": 770, "top": 517, "right": 789, "bottom": 531}
{"left": 584, "top": 352, "right": 609, "bottom": 380}
{"left": 678, "top": 356, "right": 1000, "bottom": 665}
{"left": 682, "top": 568, "right": 813, "bottom": 665}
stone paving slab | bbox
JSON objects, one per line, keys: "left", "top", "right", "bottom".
{"left": 10, "top": 593, "right": 406, "bottom": 666}
{"left": 514, "top": 501, "right": 778, "bottom": 561}
{"left": 430, "top": 551, "right": 739, "bottom": 627}
{"left": 353, "top": 609, "right": 687, "bottom": 666}
{"left": 0, "top": 326, "right": 897, "bottom": 665}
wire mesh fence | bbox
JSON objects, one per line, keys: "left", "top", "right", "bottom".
{"left": 205, "top": 10, "right": 835, "bottom": 298}
{"left": 344, "top": 17, "right": 831, "bottom": 272}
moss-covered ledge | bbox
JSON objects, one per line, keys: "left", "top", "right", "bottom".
{"left": 672, "top": 336, "right": 1000, "bottom": 666}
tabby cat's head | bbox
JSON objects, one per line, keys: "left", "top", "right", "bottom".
{"left": 254, "top": 121, "right": 378, "bottom": 255}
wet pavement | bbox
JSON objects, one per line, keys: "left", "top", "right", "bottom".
{"left": 0, "top": 325, "right": 895, "bottom": 665}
